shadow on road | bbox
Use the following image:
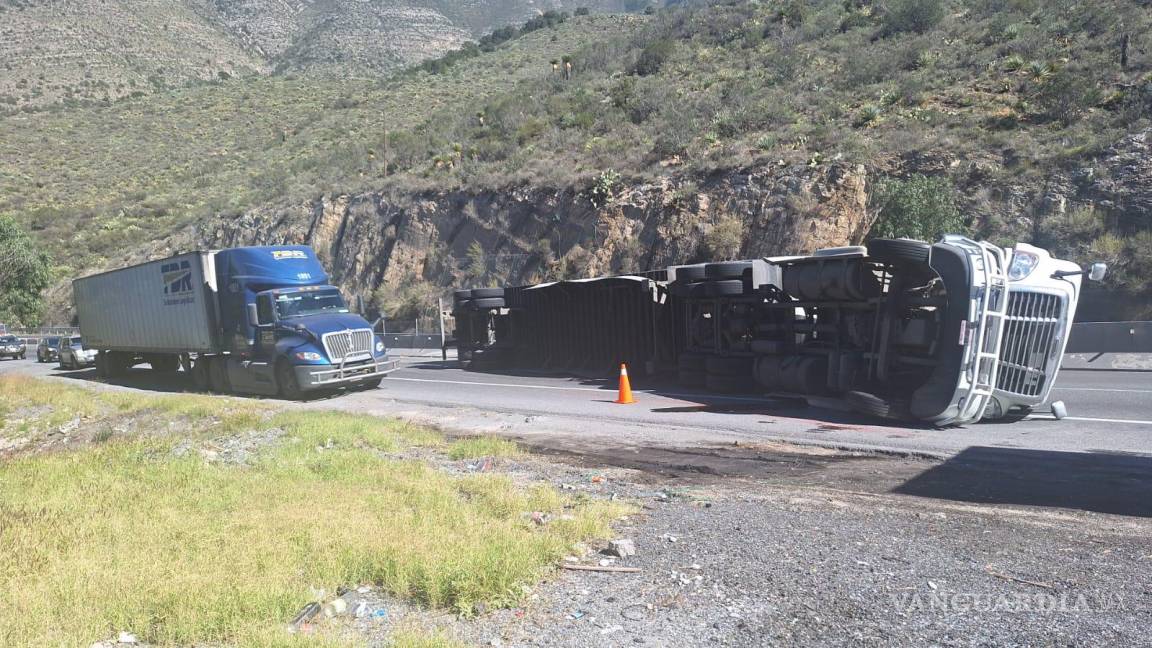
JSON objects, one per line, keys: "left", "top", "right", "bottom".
{"left": 407, "top": 360, "right": 935, "bottom": 430}
{"left": 894, "top": 446, "right": 1152, "bottom": 517}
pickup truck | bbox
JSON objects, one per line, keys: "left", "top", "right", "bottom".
{"left": 73, "top": 245, "right": 396, "bottom": 398}
{"left": 451, "top": 236, "right": 1105, "bottom": 426}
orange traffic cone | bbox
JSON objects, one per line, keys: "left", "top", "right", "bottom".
{"left": 615, "top": 363, "right": 636, "bottom": 404}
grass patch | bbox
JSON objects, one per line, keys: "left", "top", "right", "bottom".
{"left": 0, "top": 378, "right": 627, "bottom": 645}
{"left": 447, "top": 436, "right": 523, "bottom": 460}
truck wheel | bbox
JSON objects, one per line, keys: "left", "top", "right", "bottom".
{"left": 678, "top": 369, "right": 706, "bottom": 387}
{"left": 150, "top": 355, "right": 180, "bottom": 373}
{"left": 677, "top": 353, "right": 707, "bottom": 372}
{"left": 470, "top": 287, "right": 505, "bottom": 299}
{"left": 750, "top": 339, "right": 785, "bottom": 355}
{"left": 190, "top": 358, "right": 211, "bottom": 391}
{"left": 207, "top": 357, "right": 230, "bottom": 393}
{"left": 705, "top": 355, "right": 754, "bottom": 376}
{"left": 705, "top": 261, "right": 750, "bottom": 280}
{"left": 470, "top": 297, "right": 505, "bottom": 309}
{"left": 706, "top": 280, "right": 747, "bottom": 297}
{"left": 359, "top": 377, "right": 384, "bottom": 390}
{"left": 844, "top": 391, "right": 893, "bottom": 419}
{"left": 866, "top": 238, "right": 930, "bottom": 265}
{"left": 453, "top": 289, "right": 473, "bottom": 301}
{"left": 675, "top": 265, "right": 707, "bottom": 281}
{"left": 276, "top": 362, "right": 303, "bottom": 400}
{"left": 705, "top": 373, "right": 751, "bottom": 393}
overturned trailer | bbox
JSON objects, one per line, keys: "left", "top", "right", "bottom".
{"left": 451, "top": 237, "right": 1105, "bottom": 426}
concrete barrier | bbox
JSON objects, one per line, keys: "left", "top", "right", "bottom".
{"left": 1067, "top": 322, "right": 1152, "bottom": 354}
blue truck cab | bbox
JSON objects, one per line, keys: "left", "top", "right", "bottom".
{"left": 74, "top": 245, "right": 396, "bottom": 399}
{"left": 211, "top": 246, "right": 394, "bottom": 397}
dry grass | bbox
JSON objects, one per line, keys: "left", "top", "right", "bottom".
{"left": 447, "top": 435, "right": 524, "bottom": 460}
{"left": 0, "top": 376, "right": 627, "bottom": 646}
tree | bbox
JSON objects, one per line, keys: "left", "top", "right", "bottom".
{"left": 869, "top": 175, "right": 965, "bottom": 242}
{"left": 0, "top": 215, "right": 51, "bottom": 327}
{"left": 467, "top": 241, "right": 487, "bottom": 277}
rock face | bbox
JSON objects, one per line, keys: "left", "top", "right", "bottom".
{"left": 137, "top": 161, "right": 870, "bottom": 317}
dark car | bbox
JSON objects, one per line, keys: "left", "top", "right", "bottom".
{"left": 37, "top": 336, "right": 62, "bottom": 363}
{"left": 0, "top": 335, "right": 25, "bottom": 360}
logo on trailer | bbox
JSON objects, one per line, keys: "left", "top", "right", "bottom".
{"left": 161, "top": 260, "right": 196, "bottom": 306}
{"left": 162, "top": 260, "right": 193, "bottom": 295}
{"left": 272, "top": 250, "right": 309, "bottom": 260}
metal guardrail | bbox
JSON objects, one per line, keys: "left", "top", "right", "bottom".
{"left": 1067, "top": 321, "right": 1152, "bottom": 354}
{"left": 382, "top": 334, "right": 445, "bottom": 350}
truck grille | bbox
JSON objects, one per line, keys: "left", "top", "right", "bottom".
{"left": 322, "top": 329, "right": 374, "bottom": 362}
{"left": 995, "top": 291, "right": 1065, "bottom": 397}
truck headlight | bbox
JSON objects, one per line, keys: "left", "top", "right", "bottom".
{"left": 375, "top": 341, "right": 385, "bottom": 353}
{"left": 1007, "top": 250, "right": 1039, "bottom": 281}
{"left": 295, "top": 351, "right": 324, "bottom": 361}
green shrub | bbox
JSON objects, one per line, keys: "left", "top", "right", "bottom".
{"left": 632, "top": 39, "right": 674, "bottom": 76}
{"left": 880, "top": 0, "right": 946, "bottom": 36}
{"left": 870, "top": 175, "right": 965, "bottom": 241}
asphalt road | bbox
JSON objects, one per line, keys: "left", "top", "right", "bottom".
{"left": 4, "top": 353, "right": 1149, "bottom": 459}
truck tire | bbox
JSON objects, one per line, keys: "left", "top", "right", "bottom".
{"left": 705, "top": 373, "right": 751, "bottom": 393}
{"left": 470, "top": 287, "right": 505, "bottom": 299}
{"left": 706, "top": 280, "right": 746, "bottom": 297}
{"left": 150, "top": 355, "right": 180, "bottom": 373}
{"left": 190, "top": 358, "right": 210, "bottom": 391}
{"left": 705, "top": 355, "right": 753, "bottom": 376}
{"left": 358, "top": 376, "right": 384, "bottom": 390}
{"left": 276, "top": 361, "right": 302, "bottom": 400}
{"left": 814, "top": 246, "right": 867, "bottom": 257}
{"left": 208, "top": 357, "right": 230, "bottom": 394}
{"left": 470, "top": 297, "right": 505, "bottom": 309}
{"left": 453, "top": 289, "right": 473, "bottom": 301}
{"left": 453, "top": 299, "right": 472, "bottom": 312}
{"left": 844, "top": 391, "right": 892, "bottom": 418}
{"left": 675, "top": 265, "right": 707, "bottom": 281}
{"left": 705, "top": 261, "right": 750, "bottom": 280}
{"left": 750, "top": 339, "right": 785, "bottom": 355}
{"left": 678, "top": 369, "right": 706, "bottom": 387}
{"left": 677, "top": 353, "right": 707, "bottom": 372}
{"left": 866, "top": 238, "right": 930, "bottom": 265}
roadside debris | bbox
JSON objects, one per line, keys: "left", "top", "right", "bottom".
{"left": 561, "top": 564, "right": 642, "bottom": 573}
{"left": 604, "top": 538, "right": 636, "bottom": 558}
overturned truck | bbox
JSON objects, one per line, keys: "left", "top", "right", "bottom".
{"left": 452, "top": 237, "right": 1105, "bottom": 426}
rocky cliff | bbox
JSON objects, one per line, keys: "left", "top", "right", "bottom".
{"left": 67, "top": 161, "right": 868, "bottom": 322}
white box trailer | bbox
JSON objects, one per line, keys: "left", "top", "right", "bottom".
{"left": 73, "top": 252, "right": 222, "bottom": 354}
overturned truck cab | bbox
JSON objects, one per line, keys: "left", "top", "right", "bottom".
{"left": 451, "top": 237, "right": 1103, "bottom": 426}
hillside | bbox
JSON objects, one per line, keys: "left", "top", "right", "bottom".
{"left": 3, "top": 0, "right": 1152, "bottom": 322}
{"left": 0, "top": 0, "right": 631, "bottom": 110}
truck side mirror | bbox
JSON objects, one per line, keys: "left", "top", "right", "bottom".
{"left": 247, "top": 303, "right": 262, "bottom": 326}
{"left": 1088, "top": 263, "right": 1107, "bottom": 282}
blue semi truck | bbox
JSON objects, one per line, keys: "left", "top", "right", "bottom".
{"left": 73, "top": 245, "right": 396, "bottom": 398}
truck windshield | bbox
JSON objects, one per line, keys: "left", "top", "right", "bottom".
{"left": 274, "top": 289, "right": 349, "bottom": 319}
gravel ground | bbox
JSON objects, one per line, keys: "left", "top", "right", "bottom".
{"left": 306, "top": 444, "right": 1152, "bottom": 647}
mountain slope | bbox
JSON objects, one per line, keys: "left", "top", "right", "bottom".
{"left": 0, "top": 0, "right": 267, "bottom": 108}
{"left": 5, "top": 0, "right": 1152, "bottom": 322}
{"left": 0, "top": 0, "right": 631, "bottom": 110}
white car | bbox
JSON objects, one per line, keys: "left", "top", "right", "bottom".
{"left": 58, "top": 336, "right": 97, "bottom": 370}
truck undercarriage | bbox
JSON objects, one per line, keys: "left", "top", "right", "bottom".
{"left": 451, "top": 237, "right": 1089, "bottom": 426}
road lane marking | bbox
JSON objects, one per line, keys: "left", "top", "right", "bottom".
{"left": 1029, "top": 414, "right": 1152, "bottom": 425}
{"left": 1053, "top": 387, "right": 1152, "bottom": 393}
